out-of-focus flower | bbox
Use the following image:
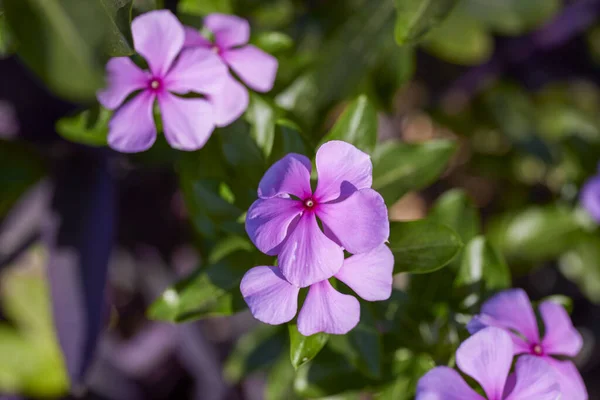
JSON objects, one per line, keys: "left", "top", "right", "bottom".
{"left": 97, "top": 10, "right": 234, "bottom": 153}
{"left": 240, "top": 245, "right": 393, "bottom": 335}
{"left": 417, "top": 327, "right": 561, "bottom": 400}
{"left": 245, "top": 141, "right": 389, "bottom": 288}
{"left": 468, "top": 289, "right": 587, "bottom": 400}
{"left": 581, "top": 172, "right": 600, "bottom": 222}
{"left": 0, "top": 100, "right": 19, "bottom": 139}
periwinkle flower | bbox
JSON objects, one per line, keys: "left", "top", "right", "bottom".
{"left": 245, "top": 141, "right": 389, "bottom": 288}
{"left": 581, "top": 172, "right": 600, "bottom": 222}
{"left": 468, "top": 289, "right": 587, "bottom": 399}
{"left": 240, "top": 244, "right": 393, "bottom": 335}
{"left": 417, "top": 327, "right": 561, "bottom": 400}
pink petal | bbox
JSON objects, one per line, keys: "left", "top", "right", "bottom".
{"left": 132, "top": 10, "right": 184, "bottom": 76}
{"left": 204, "top": 13, "right": 250, "bottom": 49}
{"left": 504, "top": 356, "right": 561, "bottom": 400}
{"left": 245, "top": 197, "right": 304, "bottom": 255}
{"left": 297, "top": 280, "right": 359, "bottom": 336}
{"left": 334, "top": 244, "right": 393, "bottom": 301}
{"left": 468, "top": 315, "right": 532, "bottom": 356}
{"left": 97, "top": 57, "right": 149, "bottom": 110}
{"left": 456, "top": 327, "right": 513, "bottom": 400}
{"left": 317, "top": 188, "right": 389, "bottom": 254}
{"left": 539, "top": 301, "right": 583, "bottom": 357}
{"left": 314, "top": 141, "right": 373, "bottom": 203}
{"left": 207, "top": 74, "right": 249, "bottom": 127}
{"left": 222, "top": 45, "right": 278, "bottom": 92}
{"left": 157, "top": 93, "right": 215, "bottom": 151}
{"left": 258, "top": 154, "right": 312, "bottom": 199}
{"left": 164, "top": 48, "right": 227, "bottom": 96}
{"left": 108, "top": 91, "right": 156, "bottom": 153}
{"left": 545, "top": 358, "right": 588, "bottom": 400}
{"left": 240, "top": 266, "right": 300, "bottom": 325}
{"left": 183, "top": 26, "right": 212, "bottom": 48}
{"left": 416, "top": 367, "right": 484, "bottom": 400}
{"left": 278, "top": 213, "right": 344, "bottom": 288}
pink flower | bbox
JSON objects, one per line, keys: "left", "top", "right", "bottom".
{"left": 417, "top": 327, "right": 561, "bottom": 400}
{"left": 468, "top": 289, "right": 588, "bottom": 400}
{"left": 245, "top": 141, "right": 389, "bottom": 288}
{"left": 240, "top": 245, "right": 393, "bottom": 335}
{"left": 97, "top": 10, "right": 234, "bottom": 153}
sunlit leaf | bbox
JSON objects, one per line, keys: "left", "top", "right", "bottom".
{"left": 55, "top": 106, "right": 110, "bottom": 146}
{"left": 289, "top": 323, "right": 329, "bottom": 370}
{"left": 455, "top": 236, "right": 511, "bottom": 293}
{"left": 394, "top": 0, "right": 458, "bottom": 45}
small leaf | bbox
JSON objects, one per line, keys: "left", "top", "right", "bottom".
{"left": 178, "top": 0, "right": 232, "bottom": 15}
{"left": 246, "top": 93, "right": 277, "bottom": 158}
{"left": 55, "top": 106, "right": 110, "bottom": 147}
{"left": 99, "top": 0, "right": 134, "bottom": 56}
{"left": 455, "top": 236, "right": 511, "bottom": 292}
{"left": 253, "top": 31, "right": 293, "bottom": 54}
{"left": 321, "top": 95, "right": 378, "bottom": 153}
{"left": 430, "top": 189, "right": 480, "bottom": 243}
{"left": 288, "top": 323, "right": 328, "bottom": 370}
{"left": 394, "top": 0, "right": 459, "bottom": 45}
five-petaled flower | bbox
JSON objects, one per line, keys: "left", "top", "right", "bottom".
{"left": 468, "top": 289, "right": 587, "bottom": 400}
{"left": 417, "top": 327, "right": 561, "bottom": 400}
{"left": 245, "top": 140, "right": 390, "bottom": 288}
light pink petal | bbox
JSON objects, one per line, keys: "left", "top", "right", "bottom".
{"left": 297, "top": 280, "right": 359, "bottom": 336}
{"left": 504, "top": 356, "right": 561, "bottom": 400}
{"left": 279, "top": 213, "right": 344, "bottom": 288}
{"left": 456, "top": 327, "right": 513, "bottom": 400}
{"left": 132, "top": 10, "right": 184, "bottom": 76}
{"left": 416, "top": 367, "right": 484, "bottom": 400}
{"left": 258, "top": 154, "right": 312, "bottom": 199}
{"left": 314, "top": 141, "right": 373, "bottom": 203}
{"left": 240, "top": 266, "right": 300, "bottom": 325}
{"left": 245, "top": 198, "right": 303, "bottom": 255}
{"left": 539, "top": 301, "right": 583, "bottom": 357}
{"left": 468, "top": 315, "right": 533, "bottom": 356}
{"left": 164, "top": 48, "right": 227, "bottom": 95}
{"left": 334, "top": 244, "right": 393, "bottom": 301}
{"left": 97, "top": 57, "right": 149, "bottom": 110}
{"left": 545, "top": 358, "right": 588, "bottom": 400}
{"left": 206, "top": 74, "right": 249, "bottom": 127}
{"left": 204, "top": 13, "right": 249, "bottom": 49}
{"left": 222, "top": 45, "right": 278, "bottom": 92}
{"left": 157, "top": 93, "right": 215, "bottom": 151}
{"left": 317, "top": 188, "right": 389, "bottom": 254}
{"left": 183, "top": 26, "right": 212, "bottom": 48}
{"left": 108, "top": 91, "right": 156, "bottom": 153}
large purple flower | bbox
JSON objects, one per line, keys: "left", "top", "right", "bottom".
{"left": 240, "top": 245, "right": 393, "bottom": 335}
{"left": 468, "top": 289, "right": 587, "bottom": 400}
{"left": 97, "top": 10, "right": 236, "bottom": 153}
{"left": 417, "top": 327, "right": 561, "bottom": 400}
{"left": 245, "top": 141, "right": 389, "bottom": 288}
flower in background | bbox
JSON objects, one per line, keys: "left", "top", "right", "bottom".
{"left": 245, "top": 141, "right": 389, "bottom": 288}
{"left": 240, "top": 245, "right": 393, "bottom": 335}
{"left": 97, "top": 10, "right": 235, "bottom": 153}
{"left": 468, "top": 289, "right": 587, "bottom": 400}
{"left": 417, "top": 327, "right": 560, "bottom": 400}
{"left": 581, "top": 170, "right": 600, "bottom": 223}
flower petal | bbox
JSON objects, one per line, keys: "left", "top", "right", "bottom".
{"left": 240, "top": 266, "right": 300, "bottom": 325}
{"left": 245, "top": 198, "right": 303, "bottom": 255}
{"left": 258, "top": 154, "right": 312, "bottom": 199}
{"left": 158, "top": 93, "right": 215, "bottom": 151}
{"left": 297, "top": 280, "right": 359, "bottom": 336}
{"left": 544, "top": 358, "right": 588, "bottom": 400}
{"left": 97, "top": 57, "right": 149, "bottom": 110}
{"left": 416, "top": 367, "right": 485, "bottom": 400}
{"left": 108, "top": 91, "right": 156, "bottom": 153}
{"left": 581, "top": 176, "right": 600, "bottom": 223}
{"left": 183, "top": 26, "right": 212, "bottom": 48}
{"left": 207, "top": 74, "right": 249, "bottom": 127}
{"left": 132, "top": 10, "right": 184, "bottom": 76}
{"left": 164, "top": 48, "right": 227, "bottom": 95}
{"left": 222, "top": 45, "right": 278, "bottom": 92}
{"left": 334, "top": 244, "right": 393, "bottom": 301}
{"left": 279, "top": 213, "right": 344, "bottom": 288}
{"left": 468, "top": 315, "right": 532, "bottom": 355}
{"left": 456, "top": 327, "right": 513, "bottom": 400}
{"left": 204, "top": 13, "right": 249, "bottom": 49}
{"left": 504, "top": 356, "right": 561, "bottom": 400}
{"left": 314, "top": 141, "right": 373, "bottom": 203}
{"left": 317, "top": 188, "right": 389, "bottom": 254}
{"left": 539, "top": 301, "right": 583, "bottom": 357}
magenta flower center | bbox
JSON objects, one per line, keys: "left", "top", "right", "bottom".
{"left": 531, "top": 343, "right": 544, "bottom": 356}
{"left": 148, "top": 77, "right": 163, "bottom": 93}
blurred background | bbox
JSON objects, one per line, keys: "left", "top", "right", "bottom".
{"left": 1, "top": 0, "right": 600, "bottom": 399}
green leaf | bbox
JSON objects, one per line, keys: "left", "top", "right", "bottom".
{"left": 466, "top": 0, "right": 560, "bottom": 35}
{"left": 253, "top": 31, "right": 293, "bottom": 54}
{"left": 375, "top": 349, "right": 434, "bottom": 400}
{"left": 559, "top": 234, "right": 600, "bottom": 304}
{"left": 288, "top": 323, "right": 329, "bottom": 370}
{"left": 430, "top": 189, "right": 480, "bottom": 243}
{"left": 0, "top": 11, "right": 15, "bottom": 57}
{"left": 266, "top": 354, "right": 300, "bottom": 400}
{"left": 269, "top": 120, "right": 312, "bottom": 164}
{"left": 246, "top": 93, "right": 277, "bottom": 158}
{"left": 372, "top": 139, "right": 457, "bottom": 205}
{"left": 389, "top": 219, "right": 463, "bottom": 274}
{"left": 99, "top": 0, "right": 134, "bottom": 56}
{"left": 346, "top": 303, "right": 382, "bottom": 379}
{"left": 456, "top": 236, "right": 511, "bottom": 292}
{"left": 321, "top": 95, "right": 378, "bottom": 153}
{"left": 394, "top": 0, "right": 458, "bottom": 45}
{"left": 55, "top": 106, "right": 110, "bottom": 146}
{"left": 178, "top": 0, "right": 232, "bottom": 15}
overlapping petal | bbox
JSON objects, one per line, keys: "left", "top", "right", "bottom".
{"left": 205, "top": 13, "right": 250, "bottom": 49}
{"left": 183, "top": 26, "right": 212, "bottom": 48}
{"left": 97, "top": 57, "right": 149, "bottom": 110}
{"left": 504, "top": 356, "right": 561, "bottom": 400}
{"left": 540, "top": 301, "right": 583, "bottom": 357}
{"left": 334, "top": 245, "right": 393, "bottom": 301}
{"left": 416, "top": 367, "right": 484, "bottom": 400}
{"left": 164, "top": 48, "right": 227, "bottom": 95}
{"left": 207, "top": 74, "right": 249, "bottom": 127}
{"left": 545, "top": 358, "right": 588, "bottom": 400}
{"left": 245, "top": 198, "right": 303, "bottom": 255}
{"left": 222, "top": 45, "right": 278, "bottom": 92}
{"left": 257, "top": 153, "right": 312, "bottom": 199}
{"left": 107, "top": 91, "right": 156, "bottom": 153}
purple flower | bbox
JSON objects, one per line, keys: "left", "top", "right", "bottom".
{"left": 245, "top": 141, "right": 389, "bottom": 287}
{"left": 417, "top": 327, "right": 561, "bottom": 400}
{"left": 97, "top": 10, "right": 237, "bottom": 153}
{"left": 468, "top": 289, "right": 587, "bottom": 400}
{"left": 581, "top": 173, "right": 600, "bottom": 222}
{"left": 240, "top": 244, "right": 393, "bottom": 335}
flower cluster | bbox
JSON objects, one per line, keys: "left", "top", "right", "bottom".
{"left": 97, "top": 11, "right": 277, "bottom": 153}
{"left": 241, "top": 141, "right": 392, "bottom": 336}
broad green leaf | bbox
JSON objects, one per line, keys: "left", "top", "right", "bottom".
{"left": 430, "top": 189, "right": 480, "bottom": 243}
{"left": 455, "top": 236, "right": 511, "bottom": 292}
{"left": 269, "top": 120, "right": 312, "bottom": 164}
{"left": 253, "top": 31, "right": 294, "bottom": 54}
{"left": 394, "top": 0, "right": 458, "bottom": 45}
{"left": 178, "top": 0, "right": 232, "bottom": 15}
{"left": 55, "top": 106, "right": 110, "bottom": 146}
{"left": 99, "top": 0, "right": 134, "bottom": 56}
{"left": 321, "top": 95, "right": 378, "bottom": 153}
{"left": 288, "top": 323, "right": 328, "bottom": 370}
{"left": 389, "top": 219, "right": 462, "bottom": 274}
{"left": 466, "top": 0, "right": 560, "bottom": 35}
{"left": 246, "top": 93, "right": 277, "bottom": 158}
{"left": 372, "top": 139, "right": 457, "bottom": 205}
